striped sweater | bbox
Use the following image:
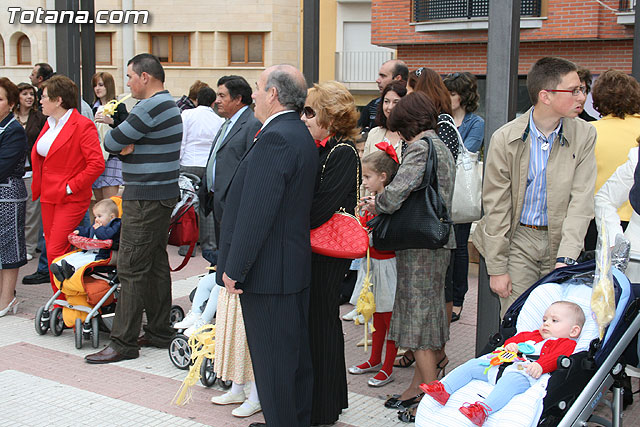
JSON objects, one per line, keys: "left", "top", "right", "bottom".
{"left": 105, "top": 90, "right": 182, "bottom": 200}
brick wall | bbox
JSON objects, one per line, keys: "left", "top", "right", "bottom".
{"left": 372, "top": 0, "right": 633, "bottom": 46}
{"left": 397, "top": 39, "right": 633, "bottom": 75}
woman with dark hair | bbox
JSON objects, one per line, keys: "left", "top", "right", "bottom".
{"left": 0, "top": 77, "right": 28, "bottom": 316}
{"left": 32, "top": 75, "right": 104, "bottom": 294}
{"left": 361, "top": 92, "right": 455, "bottom": 422}
{"left": 301, "top": 80, "right": 361, "bottom": 425}
{"left": 407, "top": 67, "right": 459, "bottom": 160}
{"left": 362, "top": 80, "right": 407, "bottom": 162}
{"left": 443, "top": 71, "right": 485, "bottom": 322}
{"left": 13, "top": 82, "right": 46, "bottom": 259}
{"left": 584, "top": 69, "right": 640, "bottom": 250}
{"left": 92, "top": 71, "right": 128, "bottom": 201}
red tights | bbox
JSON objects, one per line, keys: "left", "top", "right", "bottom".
{"left": 357, "top": 311, "right": 398, "bottom": 379}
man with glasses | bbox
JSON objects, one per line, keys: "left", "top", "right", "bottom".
{"left": 473, "top": 56, "right": 597, "bottom": 314}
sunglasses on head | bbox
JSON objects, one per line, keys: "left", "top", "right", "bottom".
{"left": 415, "top": 67, "right": 426, "bottom": 77}
{"left": 302, "top": 106, "right": 316, "bottom": 119}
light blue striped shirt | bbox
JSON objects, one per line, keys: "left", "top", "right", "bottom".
{"left": 520, "top": 109, "right": 562, "bottom": 226}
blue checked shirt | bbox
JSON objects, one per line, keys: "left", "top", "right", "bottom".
{"left": 520, "top": 109, "right": 563, "bottom": 226}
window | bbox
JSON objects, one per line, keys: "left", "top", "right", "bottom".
{"left": 0, "top": 37, "right": 4, "bottom": 66}
{"left": 17, "top": 35, "right": 31, "bottom": 65}
{"left": 413, "top": 0, "right": 541, "bottom": 22}
{"left": 149, "top": 33, "right": 190, "bottom": 65}
{"left": 228, "top": 33, "right": 264, "bottom": 66}
{"left": 95, "top": 33, "right": 112, "bottom": 65}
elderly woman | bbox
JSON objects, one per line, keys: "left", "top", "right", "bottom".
{"left": 32, "top": 75, "right": 104, "bottom": 293}
{"left": 92, "top": 71, "right": 128, "bottom": 201}
{"left": 584, "top": 69, "right": 640, "bottom": 251}
{"left": 361, "top": 92, "right": 455, "bottom": 422}
{"left": 0, "top": 78, "right": 28, "bottom": 316}
{"left": 443, "top": 72, "right": 485, "bottom": 322}
{"left": 301, "top": 80, "right": 361, "bottom": 425}
{"left": 13, "top": 82, "right": 46, "bottom": 259}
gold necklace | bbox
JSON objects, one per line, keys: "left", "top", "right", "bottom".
{"left": 15, "top": 112, "right": 29, "bottom": 127}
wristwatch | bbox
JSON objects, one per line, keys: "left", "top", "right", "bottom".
{"left": 556, "top": 257, "right": 577, "bottom": 266}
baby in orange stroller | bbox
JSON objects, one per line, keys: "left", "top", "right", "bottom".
{"left": 34, "top": 197, "right": 122, "bottom": 349}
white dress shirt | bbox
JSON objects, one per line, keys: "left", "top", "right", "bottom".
{"left": 36, "top": 109, "right": 73, "bottom": 157}
{"left": 180, "top": 106, "right": 225, "bottom": 167}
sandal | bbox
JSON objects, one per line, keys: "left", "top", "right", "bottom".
{"left": 394, "top": 351, "right": 415, "bottom": 368}
{"left": 398, "top": 407, "right": 417, "bottom": 423}
{"left": 384, "top": 392, "right": 424, "bottom": 409}
{"left": 437, "top": 355, "right": 450, "bottom": 379}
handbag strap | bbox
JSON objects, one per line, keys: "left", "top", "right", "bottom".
{"left": 437, "top": 114, "right": 469, "bottom": 157}
{"left": 319, "top": 140, "right": 361, "bottom": 217}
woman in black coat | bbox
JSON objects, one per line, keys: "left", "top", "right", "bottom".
{"left": 0, "top": 78, "right": 28, "bottom": 316}
{"left": 302, "top": 80, "right": 361, "bottom": 425}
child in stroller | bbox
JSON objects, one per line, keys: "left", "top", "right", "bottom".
{"left": 50, "top": 199, "right": 121, "bottom": 282}
{"left": 422, "top": 301, "right": 585, "bottom": 426}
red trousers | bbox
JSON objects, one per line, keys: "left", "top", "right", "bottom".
{"left": 41, "top": 200, "right": 90, "bottom": 295}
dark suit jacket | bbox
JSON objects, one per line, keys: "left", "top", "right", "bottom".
{"left": 202, "top": 106, "right": 261, "bottom": 221}
{"left": 216, "top": 111, "right": 318, "bottom": 294}
{"left": 31, "top": 109, "right": 104, "bottom": 204}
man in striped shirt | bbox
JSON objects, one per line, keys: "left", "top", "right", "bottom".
{"left": 473, "top": 57, "right": 597, "bottom": 315}
{"left": 86, "top": 53, "right": 182, "bottom": 364}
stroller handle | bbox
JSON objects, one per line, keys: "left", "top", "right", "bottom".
{"left": 180, "top": 172, "right": 201, "bottom": 186}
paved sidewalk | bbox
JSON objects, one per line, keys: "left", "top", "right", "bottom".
{"left": 2, "top": 248, "right": 640, "bottom": 426}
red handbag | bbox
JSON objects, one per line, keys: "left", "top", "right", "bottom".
{"left": 168, "top": 204, "right": 199, "bottom": 271}
{"left": 310, "top": 142, "right": 368, "bottom": 259}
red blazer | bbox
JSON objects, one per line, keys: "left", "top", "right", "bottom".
{"left": 31, "top": 109, "right": 104, "bottom": 204}
{"left": 505, "top": 330, "right": 577, "bottom": 373}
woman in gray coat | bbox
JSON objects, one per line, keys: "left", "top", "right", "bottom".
{"left": 360, "top": 92, "right": 456, "bottom": 419}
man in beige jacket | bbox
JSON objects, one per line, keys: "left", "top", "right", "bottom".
{"left": 473, "top": 57, "right": 597, "bottom": 314}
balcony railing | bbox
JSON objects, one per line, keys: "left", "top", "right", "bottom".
{"left": 619, "top": 0, "right": 635, "bottom": 11}
{"left": 413, "top": 0, "right": 541, "bottom": 22}
{"left": 335, "top": 50, "right": 394, "bottom": 84}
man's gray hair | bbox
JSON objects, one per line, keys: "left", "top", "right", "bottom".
{"left": 265, "top": 65, "right": 307, "bottom": 113}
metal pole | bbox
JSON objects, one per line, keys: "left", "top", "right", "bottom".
{"left": 475, "top": 0, "right": 521, "bottom": 356}
{"left": 632, "top": 1, "right": 640, "bottom": 81}
{"left": 55, "top": 0, "right": 81, "bottom": 89}
{"left": 80, "top": 0, "right": 95, "bottom": 105}
{"left": 302, "top": 0, "right": 319, "bottom": 86}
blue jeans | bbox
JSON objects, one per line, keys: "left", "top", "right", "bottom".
{"left": 452, "top": 222, "right": 472, "bottom": 307}
{"left": 441, "top": 358, "right": 531, "bottom": 413}
{"left": 191, "top": 272, "right": 221, "bottom": 322}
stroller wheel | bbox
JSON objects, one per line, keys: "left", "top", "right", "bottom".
{"left": 169, "top": 334, "right": 192, "bottom": 370}
{"left": 51, "top": 307, "right": 65, "bottom": 336}
{"left": 74, "top": 318, "right": 83, "bottom": 349}
{"left": 200, "top": 357, "right": 217, "bottom": 387}
{"left": 219, "top": 379, "right": 232, "bottom": 389}
{"left": 35, "top": 306, "right": 50, "bottom": 335}
{"left": 170, "top": 305, "right": 185, "bottom": 327}
{"left": 91, "top": 316, "right": 100, "bottom": 348}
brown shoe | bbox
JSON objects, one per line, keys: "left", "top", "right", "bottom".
{"left": 85, "top": 346, "right": 137, "bottom": 364}
{"left": 137, "top": 335, "right": 170, "bottom": 349}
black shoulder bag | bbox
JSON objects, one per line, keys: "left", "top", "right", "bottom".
{"left": 367, "top": 136, "right": 452, "bottom": 251}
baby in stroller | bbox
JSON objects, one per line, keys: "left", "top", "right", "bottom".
{"left": 422, "top": 301, "right": 585, "bottom": 426}
{"left": 50, "top": 198, "right": 121, "bottom": 282}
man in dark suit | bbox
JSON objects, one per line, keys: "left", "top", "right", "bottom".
{"left": 217, "top": 64, "right": 318, "bottom": 427}
{"left": 201, "top": 76, "right": 262, "bottom": 263}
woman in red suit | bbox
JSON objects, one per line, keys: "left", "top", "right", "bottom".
{"left": 31, "top": 75, "right": 104, "bottom": 293}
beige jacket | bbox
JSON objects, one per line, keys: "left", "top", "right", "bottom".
{"left": 472, "top": 108, "right": 597, "bottom": 276}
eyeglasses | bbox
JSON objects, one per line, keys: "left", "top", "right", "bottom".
{"left": 544, "top": 86, "right": 587, "bottom": 96}
{"left": 301, "top": 106, "right": 316, "bottom": 119}
{"left": 415, "top": 67, "right": 426, "bottom": 77}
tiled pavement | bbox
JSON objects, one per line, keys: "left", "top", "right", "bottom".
{"left": 2, "top": 247, "right": 640, "bottom": 426}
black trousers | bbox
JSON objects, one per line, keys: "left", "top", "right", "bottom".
{"left": 240, "top": 288, "right": 313, "bottom": 427}
{"left": 109, "top": 198, "right": 178, "bottom": 356}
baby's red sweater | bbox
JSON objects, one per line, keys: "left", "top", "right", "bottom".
{"left": 504, "top": 330, "right": 577, "bottom": 373}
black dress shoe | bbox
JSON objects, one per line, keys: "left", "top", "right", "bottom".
{"left": 49, "top": 264, "right": 65, "bottom": 283}
{"left": 85, "top": 346, "right": 138, "bottom": 364}
{"left": 60, "top": 259, "right": 76, "bottom": 279}
{"left": 22, "top": 270, "right": 50, "bottom": 285}
{"left": 248, "top": 423, "right": 266, "bottom": 427}
{"left": 137, "top": 335, "right": 170, "bottom": 349}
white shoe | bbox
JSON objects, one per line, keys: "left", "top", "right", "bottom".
{"left": 211, "top": 391, "right": 246, "bottom": 405}
{"left": 26, "top": 254, "right": 33, "bottom": 261}
{"left": 368, "top": 371, "right": 394, "bottom": 387}
{"left": 348, "top": 361, "right": 382, "bottom": 375}
{"left": 342, "top": 308, "right": 358, "bottom": 321}
{"left": 231, "top": 400, "right": 262, "bottom": 417}
{"left": 184, "top": 317, "right": 207, "bottom": 337}
{"left": 355, "top": 314, "right": 365, "bottom": 324}
{"left": 173, "top": 310, "right": 200, "bottom": 329}
{"left": 0, "top": 298, "right": 18, "bottom": 317}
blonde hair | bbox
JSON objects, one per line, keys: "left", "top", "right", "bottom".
{"left": 552, "top": 301, "right": 586, "bottom": 329}
{"left": 94, "top": 199, "right": 119, "bottom": 218}
{"left": 306, "top": 81, "right": 359, "bottom": 141}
